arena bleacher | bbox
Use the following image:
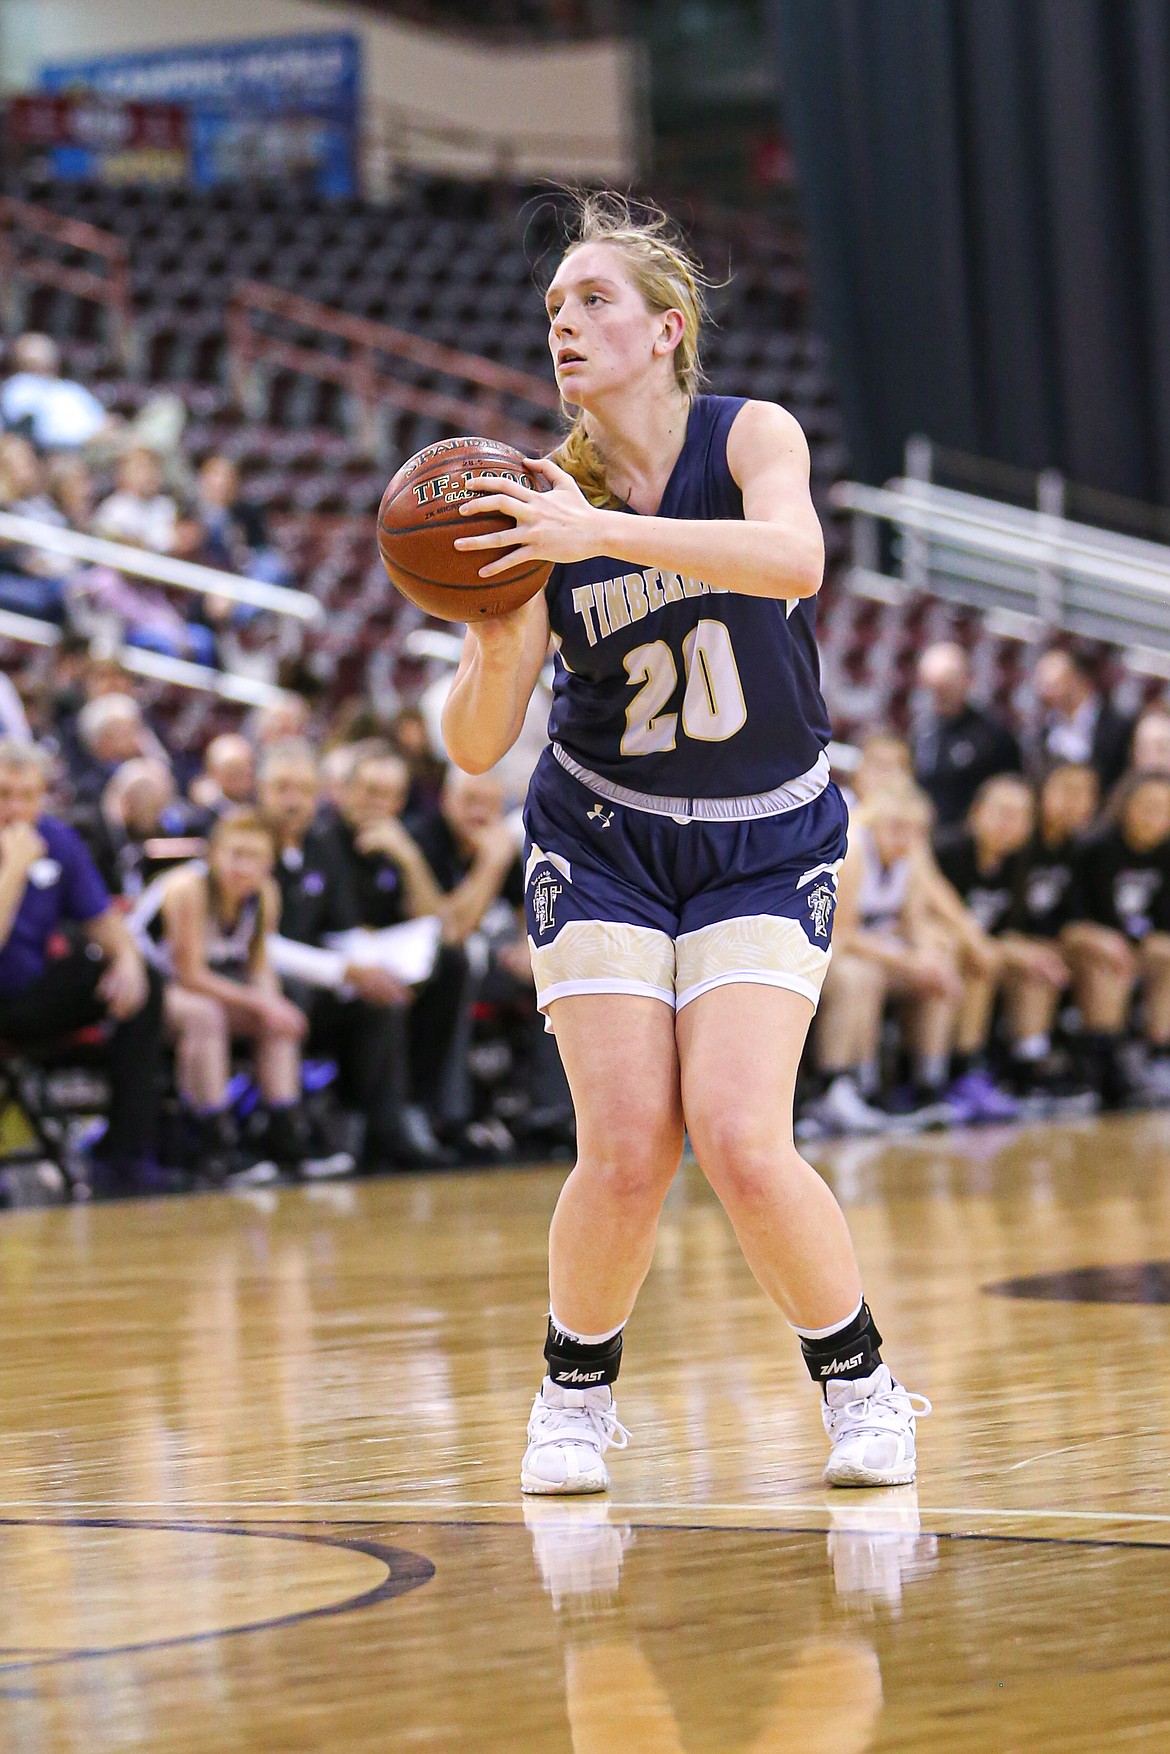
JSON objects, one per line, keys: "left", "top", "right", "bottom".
{"left": 3, "top": 118, "right": 1170, "bottom": 1198}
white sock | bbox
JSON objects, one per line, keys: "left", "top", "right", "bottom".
{"left": 790, "top": 1295, "right": 864, "bottom": 1342}
{"left": 916, "top": 1052, "right": 948, "bottom": 1089}
{"left": 1013, "top": 1034, "right": 1050, "bottom": 1062}
{"left": 548, "top": 1309, "right": 625, "bottom": 1347}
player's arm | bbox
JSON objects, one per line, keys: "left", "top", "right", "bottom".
{"left": 442, "top": 591, "right": 550, "bottom": 775}
{"left": 455, "top": 401, "right": 823, "bottom": 601}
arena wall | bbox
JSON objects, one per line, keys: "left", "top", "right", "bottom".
{"left": 0, "top": 0, "right": 636, "bottom": 180}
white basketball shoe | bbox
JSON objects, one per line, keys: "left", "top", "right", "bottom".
{"left": 520, "top": 1376, "right": 630, "bottom": 1495}
{"left": 822, "top": 1364, "right": 931, "bottom": 1488}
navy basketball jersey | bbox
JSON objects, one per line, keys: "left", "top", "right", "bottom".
{"left": 545, "top": 395, "right": 831, "bottom": 799}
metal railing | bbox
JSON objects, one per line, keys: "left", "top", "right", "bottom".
{"left": 0, "top": 607, "right": 288, "bottom": 706}
{"left": 831, "top": 450, "right": 1170, "bottom": 668}
{"left": 226, "top": 281, "right": 560, "bottom": 458}
{"left": 0, "top": 510, "right": 320, "bottom": 623}
{"left": 0, "top": 196, "right": 133, "bottom": 364}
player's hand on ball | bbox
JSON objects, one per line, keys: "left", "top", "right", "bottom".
{"left": 455, "top": 455, "right": 603, "bottom": 576}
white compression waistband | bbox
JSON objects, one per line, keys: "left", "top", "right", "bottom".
{"left": 549, "top": 743, "right": 831, "bottom": 823}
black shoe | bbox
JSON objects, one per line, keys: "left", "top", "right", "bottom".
{"left": 377, "top": 1104, "right": 458, "bottom": 1170}
{"left": 264, "top": 1105, "right": 355, "bottom": 1180}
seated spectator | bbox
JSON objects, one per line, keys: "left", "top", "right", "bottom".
{"left": 47, "top": 455, "right": 97, "bottom": 532}
{"left": 189, "top": 733, "right": 256, "bottom": 819}
{"left": 0, "top": 333, "right": 115, "bottom": 454}
{"left": 393, "top": 705, "right": 448, "bottom": 818}
{"left": 1063, "top": 773, "right": 1170, "bottom": 1106}
{"left": 912, "top": 642, "right": 1021, "bottom": 827}
{"left": 809, "top": 783, "right": 973, "bottom": 1134}
{"left": 412, "top": 767, "right": 573, "bottom": 1150}
{"left": 0, "top": 738, "right": 163, "bottom": 1193}
{"left": 1001, "top": 763, "right": 1100, "bottom": 1103}
{"left": 193, "top": 456, "right": 292, "bottom": 588}
{"left": 1030, "top": 647, "right": 1133, "bottom": 791}
{"left": 1128, "top": 707, "right": 1170, "bottom": 777}
{"left": 88, "top": 758, "right": 203, "bottom": 900}
{"left": 93, "top": 447, "right": 180, "bottom": 555}
{"left": 0, "top": 332, "right": 186, "bottom": 468}
{"left": 129, "top": 809, "right": 350, "bottom": 1183}
{"left": 317, "top": 747, "right": 465, "bottom": 1158}
{"left": 257, "top": 738, "right": 437, "bottom": 1167}
{"left": 0, "top": 434, "right": 74, "bottom": 621}
{"left": 0, "top": 670, "right": 31, "bottom": 743}
{"left": 249, "top": 694, "right": 312, "bottom": 751}
{"left": 69, "top": 692, "right": 168, "bottom": 808}
{"left": 935, "top": 776, "right": 1067, "bottom": 1119}
{"left": 844, "top": 729, "right": 913, "bottom": 810}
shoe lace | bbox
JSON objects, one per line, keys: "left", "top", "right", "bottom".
{"left": 530, "top": 1398, "right": 631, "bottom": 1456}
{"left": 832, "top": 1383, "right": 932, "bottom": 1435}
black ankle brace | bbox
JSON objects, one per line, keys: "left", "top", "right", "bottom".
{"left": 544, "top": 1318, "right": 623, "bottom": 1388}
{"left": 799, "top": 1301, "right": 883, "bottom": 1390}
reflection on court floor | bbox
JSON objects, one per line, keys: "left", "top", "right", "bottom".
{"left": 0, "top": 1113, "right": 1168, "bottom": 1748}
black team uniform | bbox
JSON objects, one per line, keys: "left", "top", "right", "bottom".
{"left": 311, "top": 813, "right": 466, "bottom": 1158}
{"left": 410, "top": 810, "right": 573, "bottom": 1143}
{"left": 1070, "top": 824, "right": 1170, "bottom": 1102}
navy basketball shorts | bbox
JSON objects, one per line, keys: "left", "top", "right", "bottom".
{"left": 522, "top": 748, "right": 849, "bottom": 1025}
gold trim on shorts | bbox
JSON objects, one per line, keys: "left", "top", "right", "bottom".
{"left": 674, "top": 915, "right": 830, "bottom": 1011}
{"left": 529, "top": 914, "right": 830, "bottom": 1016}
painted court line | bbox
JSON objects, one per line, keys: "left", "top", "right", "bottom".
{"left": 0, "top": 1498, "right": 1169, "bottom": 1528}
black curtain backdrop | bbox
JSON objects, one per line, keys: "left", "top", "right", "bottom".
{"left": 767, "top": 0, "right": 1170, "bottom": 502}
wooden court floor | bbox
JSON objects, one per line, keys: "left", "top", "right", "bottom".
{"left": 1, "top": 1112, "right": 1170, "bottom": 1750}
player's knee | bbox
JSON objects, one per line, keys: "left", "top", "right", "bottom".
{"left": 689, "top": 1111, "right": 796, "bottom": 1210}
{"left": 189, "top": 992, "right": 228, "bottom": 1043}
{"left": 576, "top": 1124, "right": 680, "bottom": 1208}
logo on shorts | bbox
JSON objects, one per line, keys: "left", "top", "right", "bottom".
{"left": 807, "top": 881, "right": 836, "bottom": 938}
{"left": 531, "top": 870, "right": 562, "bottom": 936}
{"left": 587, "top": 802, "right": 614, "bottom": 829}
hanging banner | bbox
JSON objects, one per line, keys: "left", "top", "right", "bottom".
{"left": 40, "top": 34, "right": 360, "bottom": 196}
{"left": 6, "top": 93, "right": 190, "bottom": 183}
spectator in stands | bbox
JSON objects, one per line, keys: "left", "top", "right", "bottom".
{"left": 319, "top": 747, "right": 465, "bottom": 1158}
{"left": 0, "top": 738, "right": 163, "bottom": 1192}
{"left": 0, "top": 333, "right": 116, "bottom": 454}
{"left": 0, "top": 333, "right": 184, "bottom": 467}
{"left": 47, "top": 455, "right": 97, "bottom": 532}
{"left": 412, "top": 767, "right": 573, "bottom": 1150}
{"left": 249, "top": 694, "right": 312, "bottom": 750}
{"left": 1030, "top": 647, "right": 1133, "bottom": 791}
{"left": 0, "top": 671, "right": 31, "bottom": 744}
{"left": 193, "top": 456, "right": 292, "bottom": 588}
{"left": 911, "top": 642, "right": 1021, "bottom": 827}
{"left": 393, "top": 705, "right": 448, "bottom": 818}
{"left": 130, "top": 808, "right": 349, "bottom": 1183}
{"left": 808, "top": 782, "right": 967, "bottom": 1135}
{"left": 1129, "top": 707, "right": 1170, "bottom": 777}
{"left": 93, "top": 447, "right": 180, "bottom": 555}
{"left": 0, "top": 433, "right": 74, "bottom": 620}
{"left": 1063, "top": 772, "right": 1170, "bottom": 1106}
{"left": 319, "top": 742, "right": 363, "bottom": 812}
{"left": 257, "top": 739, "right": 436, "bottom": 1167}
{"left": 87, "top": 757, "right": 202, "bottom": 901}
{"left": 189, "top": 734, "right": 255, "bottom": 819}
{"left": 70, "top": 692, "right": 168, "bottom": 807}
{"left": 843, "top": 729, "right": 913, "bottom": 809}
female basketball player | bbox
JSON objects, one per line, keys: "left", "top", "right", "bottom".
{"left": 444, "top": 195, "right": 929, "bottom": 1492}
{"left": 131, "top": 810, "right": 344, "bottom": 1181}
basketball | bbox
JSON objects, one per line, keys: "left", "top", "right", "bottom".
{"left": 377, "top": 436, "right": 553, "bottom": 621}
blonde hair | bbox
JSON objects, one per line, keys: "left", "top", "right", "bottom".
{"left": 550, "top": 192, "right": 710, "bottom": 508}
